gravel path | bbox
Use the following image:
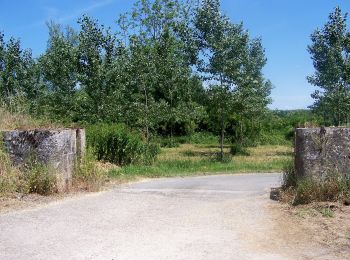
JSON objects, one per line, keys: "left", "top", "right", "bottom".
{"left": 0, "top": 173, "right": 333, "bottom": 259}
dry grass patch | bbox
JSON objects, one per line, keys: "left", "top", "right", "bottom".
{"left": 0, "top": 107, "right": 59, "bottom": 131}
{"left": 275, "top": 202, "right": 350, "bottom": 255}
{"left": 0, "top": 107, "right": 40, "bottom": 131}
{"left": 159, "top": 144, "right": 292, "bottom": 162}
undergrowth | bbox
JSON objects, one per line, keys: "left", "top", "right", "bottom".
{"left": 23, "top": 162, "right": 57, "bottom": 195}
{"left": 281, "top": 160, "right": 350, "bottom": 205}
{"left": 0, "top": 141, "right": 20, "bottom": 195}
{"left": 0, "top": 106, "right": 54, "bottom": 131}
{"left": 0, "top": 143, "right": 58, "bottom": 196}
{"left": 74, "top": 149, "right": 107, "bottom": 192}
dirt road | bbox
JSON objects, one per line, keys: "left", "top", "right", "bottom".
{"left": 0, "top": 174, "right": 344, "bottom": 259}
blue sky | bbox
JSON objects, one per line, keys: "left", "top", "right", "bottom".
{"left": 1, "top": 0, "right": 350, "bottom": 110}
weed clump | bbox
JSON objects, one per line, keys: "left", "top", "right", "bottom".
{"left": 293, "top": 174, "right": 350, "bottom": 205}
{"left": 74, "top": 149, "right": 107, "bottom": 192}
{"left": 0, "top": 145, "right": 57, "bottom": 196}
{"left": 0, "top": 143, "right": 20, "bottom": 195}
{"left": 24, "top": 163, "right": 57, "bottom": 195}
{"left": 281, "top": 160, "right": 350, "bottom": 205}
{"left": 281, "top": 159, "right": 297, "bottom": 189}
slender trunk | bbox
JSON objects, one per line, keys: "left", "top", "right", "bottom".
{"left": 240, "top": 120, "right": 243, "bottom": 145}
{"left": 170, "top": 91, "right": 174, "bottom": 145}
{"left": 220, "top": 112, "right": 225, "bottom": 161}
{"left": 219, "top": 74, "right": 225, "bottom": 160}
{"left": 143, "top": 83, "right": 149, "bottom": 143}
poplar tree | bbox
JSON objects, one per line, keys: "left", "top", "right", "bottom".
{"left": 195, "top": 0, "right": 271, "bottom": 159}
{"left": 308, "top": 7, "right": 350, "bottom": 125}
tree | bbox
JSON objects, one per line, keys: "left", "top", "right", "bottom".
{"left": 77, "top": 15, "right": 117, "bottom": 122}
{"left": 39, "top": 22, "right": 79, "bottom": 121}
{"left": 118, "top": 0, "right": 206, "bottom": 140}
{"left": 195, "top": 0, "right": 271, "bottom": 159}
{"left": 233, "top": 38, "right": 272, "bottom": 145}
{"left": 0, "top": 33, "right": 38, "bottom": 111}
{"left": 308, "top": 6, "right": 350, "bottom": 126}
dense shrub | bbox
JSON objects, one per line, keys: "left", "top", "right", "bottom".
{"left": 189, "top": 132, "right": 218, "bottom": 145}
{"left": 142, "top": 143, "right": 161, "bottom": 165}
{"left": 87, "top": 124, "right": 160, "bottom": 166}
{"left": 230, "top": 143, "right": 250, "bottom": 156}
{"left": 158, "top": 137, "right": 181, "bottom": 148}
{"left": 259, "top": 131, "right": 291, "bottom": 145}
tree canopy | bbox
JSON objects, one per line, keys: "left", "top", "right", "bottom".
{"left": 0, "top": 0, "right": 272, "bottom": 152}
{"left": 308, "top": 6, "right": 350, "bottom": 126}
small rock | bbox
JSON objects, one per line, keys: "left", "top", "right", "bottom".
{"left": 270, "top": 187, "right": 281, "bottom": 201}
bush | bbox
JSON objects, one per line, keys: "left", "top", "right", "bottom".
{"left": 87, "top": 124, "right": 159, "bottom": 166}
{"left": 159, "top": 137, "right": 181, "bottom": 148}
{"left": 143, "top": 143, "right": 161, "bottom": 165}
{"left": 230, "top": 144, "right": 250, "bottom": 156}
{"left": 259, "top": 131, "right": 290, "bottom": 145}
{"left": 189, "top": 132, "right": 218, "bottom": 145}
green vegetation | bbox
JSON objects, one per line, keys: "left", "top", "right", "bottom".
{"left": 24, "top": 163, "right": 57, "bottom": 196}
{"left": 87, "top": 124, "right": 160, "bottom": 166}
{"left": 0, "top": 140, "right": 57, "bottom": 196}
{"left": 109, "top": 144, "right": 291, "bottom": 178}
{"left": 308, "top": 7, "right": 350, "bottom": 126}
{"left": 1, "top": 1, "right": 347, "bottom": 198}
{"left": 73, "top": 149, "right": 107, "bottom": 192}
{"left": 0, "top": 140, "right": 19, "bottom": 195}
{"left": 0, "top": 0, "right": 274, "bottom": 161}
{"left": 281, "top": 160, "right": 350, "bottom": 206}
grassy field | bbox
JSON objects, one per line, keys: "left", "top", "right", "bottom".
{"left": 109, "top": 144, "right": 293, "bottom": 179}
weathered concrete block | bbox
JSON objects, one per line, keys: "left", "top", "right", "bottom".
{"left": 2, "top": 129, "right": 85, "bottom": 192}
{"left": 295, "top": 127, "right": 350, "bottom": 180}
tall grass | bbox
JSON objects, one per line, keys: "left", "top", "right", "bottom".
{"left": 0, "top": 141, "right": 20, "bottom": 195}
{"left": 74, "top": 149, "right": 107, "bottom": 192}
{"left": 281, "top": 160, "right": 350, "bottom": 205}
{"left": 0, "top": 141, "right": 57, "bottom": 196}
{"left": 0, "top": 107, "right": 39, "bottom": 131}
{"left": 0, "top": 106, "right": 58, "bottom": 131}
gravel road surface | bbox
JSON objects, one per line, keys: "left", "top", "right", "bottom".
{"left": 0, "top": 173, "right": 331, "bottom": 259}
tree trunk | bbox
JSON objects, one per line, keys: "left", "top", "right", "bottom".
{"left": 220, "top": 113, "right": 225, "bottom": 161}
{"left": 143, "top": 84, "right": 149, "bottom": 143}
